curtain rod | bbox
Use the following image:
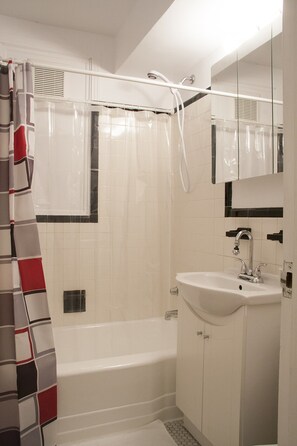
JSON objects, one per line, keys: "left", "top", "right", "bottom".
{"left": 3, "top": 59, "right": 283, "bottom": 105}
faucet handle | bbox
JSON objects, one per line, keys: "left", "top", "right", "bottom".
{"left": 253, "top": 263, "right": 267, "bottom": 278}
{"left": 234, "top": 257, "right": 247, "bottom": 274}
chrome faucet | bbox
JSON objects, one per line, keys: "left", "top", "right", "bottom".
{"left": 233, "top": 229, "right": 253, "bottom": 276}
{"left": 232, "top": 230, "right": 266, "bottom": 283}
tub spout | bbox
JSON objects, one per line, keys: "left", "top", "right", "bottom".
{"left": 165, "top": 309, "right": 178, "bottom": 320}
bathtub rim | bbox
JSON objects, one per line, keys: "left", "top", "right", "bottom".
{"left": 53, "top": 316, "right": 177, "bottom": 332}
{"left": 57, "top": 349, "right": 176, "bottom": 377}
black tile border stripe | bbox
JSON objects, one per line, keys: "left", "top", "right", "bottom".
{"left": 37, "top": 110, "right": 99, "bottom": 224}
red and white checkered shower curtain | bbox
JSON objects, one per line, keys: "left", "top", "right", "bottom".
{"left": 0, "top": 62, "right": 57, "bottom": 446}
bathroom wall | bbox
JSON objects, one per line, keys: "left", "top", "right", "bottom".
{"left": 170, "top": 95, "right": 283, "bottom": 302}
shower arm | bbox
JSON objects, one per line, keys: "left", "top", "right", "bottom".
{"left": 1, "top": 59, "right": 282, "bottom": 105}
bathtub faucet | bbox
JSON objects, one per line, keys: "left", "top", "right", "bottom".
{"left": 165, "top": 309, "right": 178, "bottom": 320}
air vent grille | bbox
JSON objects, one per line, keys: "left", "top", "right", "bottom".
{"left": 34, "top": 67, "right": 64, "bottom": 97}
{"left": 235, "top": 97, "right": 257, "bottom": 122}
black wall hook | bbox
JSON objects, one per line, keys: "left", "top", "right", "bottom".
{"left": 267, "top": 230, "right": 283, "bottom": 244}
{"left": 225, "top": 227, "right": 251, "bottom": 240}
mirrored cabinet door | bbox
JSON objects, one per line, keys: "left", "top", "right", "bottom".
{"left": 237, "top": 26, "right": 273, "bottom": 179}
{"left": 211, "top": 17, "right": 283, "bottom": 184}
{"left": 211, "top": 53, "right": 238, "bottom": 183}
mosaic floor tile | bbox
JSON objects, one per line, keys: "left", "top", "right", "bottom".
{"left": 165, "top": 420, "right": 201, "bottom": 446}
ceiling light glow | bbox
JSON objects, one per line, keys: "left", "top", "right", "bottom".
{"left": 220, "top": 0, "right": 283, "bottom": 55}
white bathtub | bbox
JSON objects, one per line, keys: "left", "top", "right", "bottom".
{"left": 53, "top": 317, "right": 181, "bottom": 444}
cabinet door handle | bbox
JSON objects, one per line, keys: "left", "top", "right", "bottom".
{"left": 203, "top": 334, "right": 210, "bottom": 339}
{"left": 196, "top": 331, "right": 203, "bottom": 336}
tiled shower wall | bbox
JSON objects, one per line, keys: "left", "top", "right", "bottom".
{"left": 38, "top": 108, "right": 171, "bottom": 326}
{"left": 170, "top": 95, "right": 283, "bottom": 297}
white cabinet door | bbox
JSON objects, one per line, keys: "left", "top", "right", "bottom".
{"left": 202, "top": 308, "right": 244, "bottom": 446}
{"left": 176, "top": 298, "right": 205, "bottom": 430}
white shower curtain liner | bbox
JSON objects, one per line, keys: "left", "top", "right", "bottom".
{"left": 34, "top": 102, "right": 172, "bottom": 322}
{"left": 98, "top": 106, "right": 171, "bottom": 319}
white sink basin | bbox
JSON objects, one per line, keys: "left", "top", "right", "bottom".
{"left": 176, "top": 271, "right": 281, "bottom": 317}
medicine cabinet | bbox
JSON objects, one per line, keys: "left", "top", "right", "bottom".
{"left": 211, "top": 18, "right": 283, "bottom": 183}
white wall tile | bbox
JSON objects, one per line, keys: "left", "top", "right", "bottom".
{"left": 37, "top": 223, "right": 47, "bottom": 233}
{"left": 249, "top": 218, "right": 263, "bottom": 240}
{"left": 261, "top": 218, "right": 278, "bottom": 240}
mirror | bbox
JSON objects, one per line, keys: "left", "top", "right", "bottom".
{"left": 211, "top": 52, "right": 238, "bottom": 183}
{"left": 211, "top": 18, "right": 283, "bottom": 184}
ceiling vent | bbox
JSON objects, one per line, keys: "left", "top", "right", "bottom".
{"left": 235, "top": 97, "right": 257, "bottom": 122}
{"left": 34, "top": 67, "right": 64, "bottom": 97}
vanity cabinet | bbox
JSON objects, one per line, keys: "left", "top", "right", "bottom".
{"left": 176, "top": 297, "right": 205, "bottom": 430}
{"left": 176, "top": 297, "right": 280, "bottom": 446}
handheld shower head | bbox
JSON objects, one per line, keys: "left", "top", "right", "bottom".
{"left": 147, "top": 71, "right": 158, "bottom": 80}
{"left": 147, "top": 70, "right": 171, "bottom": 84}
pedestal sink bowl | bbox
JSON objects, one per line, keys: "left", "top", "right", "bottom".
{"left": 176, "top": 271, "right": 281, "bottom": 317}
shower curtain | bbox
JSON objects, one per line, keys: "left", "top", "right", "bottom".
{"left": 97, "top": 106, "right": 171, "bottom": 320}
{"left": 0, "top": 62, "right": 57, "bottom": 445}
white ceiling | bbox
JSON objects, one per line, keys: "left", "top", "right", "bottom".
{"left": 116, "top": 0, "right": 282, "bottom": 84}
{"left": 0, "top": 0, "right": 143, "bottom": 36}
{"left": 0, "top": 0, "right": 283, "bottom": 85}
